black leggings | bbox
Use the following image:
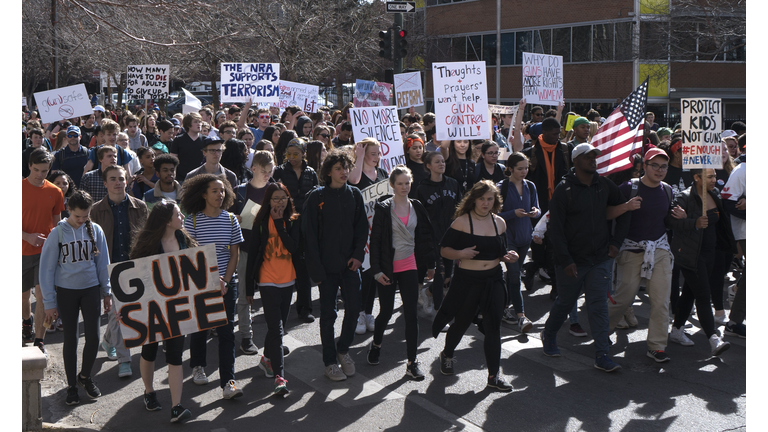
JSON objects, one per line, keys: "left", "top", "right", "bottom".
{"left": 57, "top": 286, "right": 102, "bottom": 387}
{"left": 361, "top": 268, "right": 377, "bottom": 315}
{"left": 260, "top": 284, "right": 293, "bottom": 378}
{"left": 373, "top": 270, "right": 419, "bottom": 362}
{"left": 674, "top": 252, "right": 716, "bottom": 338}
{"left": 709, "top": 250, "right": 732, "bottom": 311}
{"left": 443, "top": 267, "right": 505, "bottom": 376}
{"left": 141, "top": 335, "right": 185, "bottom": 366}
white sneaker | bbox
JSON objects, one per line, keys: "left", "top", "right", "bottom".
{"left": 714, "top": 314, "right": 728, "bottom": 326}
{"left": 709, "top": 334, "right": 730, "bottom": 356}
{"left": 365, "top": 314, "right": 375, "bottom": 332}
{"left": 355, "top": 312, "right": 366, "bottom": 335}
{"left": 501, "top": 306, "right": 517, "bottom": 324}
{"left": 669, "top": 327, "right": 694, "bottom": 346}
{"left": 324, "top": 364, "right": 347, "bottom": 381}
{"left": 222, "top": 380, "right": 243, "bottom": 399}
{"left": 518, "top": 316, "right": 533, "bottom": 333}
{"left": 192, "top": 366, "right": 208, "bottom": 385}
{"left": 337, "top": 352, "right": 356, "bottom": 377}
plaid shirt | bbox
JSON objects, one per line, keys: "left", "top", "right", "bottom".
{"left": 80, "top": 169, "right": 107, "bottom": 202}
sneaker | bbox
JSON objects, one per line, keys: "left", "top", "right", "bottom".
{"left": 594, "top": 355, "right": 621, "bottom": 372}
{"left": 298, "top": 311, "right": 316, "bottom": 323}
{"left": 365, "top": 314, "right": 376, "bottom": 332}
{"left": 440, "top": 323, "right": 450, "bottom": 333}
{"left": 647, "top": 350, "right": 671, "bottom": 363}
{"left": 439, "top": 351, "right": 454, "bottom": 375}
{"left": 615, "top": 317, "right": 629, "bottom": 329}
{"left": 222, "top": 380, "right": 243, "bottom": 399}
{"left": 367, "top": 343, "right": 381, "bottom": 365}
{"left": 259, "top": 355, "right": 274, "bottom": 378}
{"left": 118, "top": 362, "right": 132, "bottom": 378}
{"left": 669, "top": 327, "right": 694, "bottom": 346}
{"left": 724, "top": 321, "right": 746, "bottom": 338}
{"left": 355, "top": 312, "right": 367, "bottom": 335}
{"left": 77, "top": 375, "right": 102, "bottom": 399}
{"left": 487, "top": 375, "right": 513, "bottom": 392}
{"left": 714, "top": 314, "right": 728, "bottom": 326}
{"left": 406, "top": 361, "right": 426, "bottom": 381}
{"left": 46, "top": 322, "right": 57, "bottom": 333}
{"left": 518, "top": 316, "right": 533, "bottom": 333}
{"left": 569, "top": 323, "right": 587, "bottom": 337}
{"left": 192, "top": 366, "right": 208, "bottom": 385}
{"left": 538, "top": 268, "right": 551, "bottom": 282}
{"left": 541, "top": 331, "right": 560, "bottom": 357}
{"left": 273, "top": 375, "right": 289, "bottom": 397}
{"left": 34, "top": 340, "right": 48, "bottom": 357}
{"left": 144, "top": 391, "right": 162, "bottom": 411}
{"left": 240, "top": 338, "right": 259, "bottom": 355}
{"left": 709, "top": 335, "right": 731, "bottom": 356}
{"left": 624, "top": 307, "right": 638, "bottom": 327}
{"left": 66, "top": 386, "right": 80, "bottom": 406}
{"left": 501, "top": 306, "right": 517, "bottom": 325}
{"left": 170, "top": 404, "right": 192, "bottom": 423}
{"left": 282, "top": 345, "right": 291, "bottom": 356}
{"left": 101, "top": 340, "right": 118, "bottom": 361}
{"left": 324, "top": 364, "right": 347, "bottom": 381}
{"left": 521, "top": 266, "right": 535, "bottom": 291}
{"left": 337, "top": 352, "right": 355, "bottom": 377}
{"left": 55, "top": 317, "right": 64, "bottom": 332}
{"left": 23, "top": 320, "right": 34, "bottom": 343}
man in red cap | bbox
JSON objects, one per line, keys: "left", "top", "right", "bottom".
{"left": 606, "top": 148, "right": 686, "bottom": 363}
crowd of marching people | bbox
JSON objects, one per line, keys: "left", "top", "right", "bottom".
{"left": 22, "top": 97, "right": 746, "bottom": 423}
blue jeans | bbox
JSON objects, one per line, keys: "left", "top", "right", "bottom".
{"left": 190, "top": 278, "right": 237, "bottom": 388}
{"left": 543, "top": 260, "right": 612, "bottom": 357}
{"left": 318, "top": 270, "right": 361, "bottom": 366}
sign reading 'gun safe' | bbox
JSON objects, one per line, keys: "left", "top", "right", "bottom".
{"left": 109, "top": 245, "right": 227, "bottom": 348}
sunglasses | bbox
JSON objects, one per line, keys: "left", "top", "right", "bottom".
{"left": 259, "top": 115, "right": 270, "bottom": 119}
{"left": 67, "top": 134, "right": 79, "bottom": 138}
{"left": 320, "top": 134, "right": 330, "bottom": 138}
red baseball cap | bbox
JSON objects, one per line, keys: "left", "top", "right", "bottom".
{"left": 644, "top": 148, "right": 669, "bottom": 162}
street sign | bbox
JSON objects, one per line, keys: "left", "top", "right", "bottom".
{"left": 386, "top": 1, "right": 416, "bottom": 13}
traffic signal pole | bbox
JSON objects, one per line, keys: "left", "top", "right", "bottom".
{"left": 394, "top": 13, "right": 403, "bottom": 76}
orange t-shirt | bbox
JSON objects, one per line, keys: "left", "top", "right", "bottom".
{"left": 258, "top": 218, "right": 296, "bottom": 285}
{"left": 22, "top": 179, "right": 65, "bottom": 256}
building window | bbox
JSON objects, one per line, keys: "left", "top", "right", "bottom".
{"left": 451, "top": 37, "right": 467, "bottom": 62}
{"left": 501, "top": 33, "right": 515, "bottom": 65}
{"left": 553, "top": 27, "right": 571, "bottom": 62}
{"left": 572, "top": 25, "right": 592, "bottom": 62}
{"left": 592, "top": 24, "right": 614, "bottom": 61}
{"left": 483, "top": 35, "right": 497, "bottom": 65}
{"left": 515, "top": 31, "right": 533, "bottom": 65}
{"left": 468, "top": 35, "right": 481, "bottom": 61}
{"left": 535, "top": 29, "right": 552, "bottom": 54}
{"left": 615, "top": 22, "right": 633, "bottom": 61}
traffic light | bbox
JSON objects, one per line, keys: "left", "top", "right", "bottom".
{"left": 395, "top": 29, "right": 408, "bottom": 60}
{"left": 379, "top": 30, "right": 392, "bottom": 60}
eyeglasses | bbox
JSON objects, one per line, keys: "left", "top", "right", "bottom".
{"left": 646, "top": 163, "right": 669, "bottom": 171}
{"left": 205, "top": 149, "right": 224, "bottom": 154}
{"left": 221, "top": 130, "right": 235, "bottom": 135}
{"left": 485, "top": 151, "right": 500, "bottom": 156}
{"left": 271, "top": 197, "right": 288, "bottom": 203}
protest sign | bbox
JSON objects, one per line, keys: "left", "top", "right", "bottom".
{"left": 278, "top": 80, "right": 319, "bottom": 113}
{"left": 565, "top": 113, "right": 578, "bottom": 131}
{"left": 34, "top": 84, "right": 93, "bottom": 124}
{"left": 22, "top": 97, "right": 27, "bottom": 107}
{"left": 239, "top": 200, "right": 262, "bottom": 232}
{"left": 489, "top": 104, "right": 517, "bottom": 115}
{"left": 109, "top": 244, "right": 227, "bottom": 349}
{"left": 350, "top": 106, "right": 406, "bottom": 173}
{"left": 361, "top": 180, "right": 394, "bottom": 271}
{"left": 681, "top": 98, "right": 722, "bottom": 169}
{"left": 220, "top": 63, "right": 280, "bottom": 104}
{"left": 432, "top": 61, "right": 490, "bottom": 140}
{"left": 354, "top": 79, "right": 392, "bottom": 107}
{"left": 126, "top": 64, "right": 169, "bottom": 100}
{"left": 522, "top": 52, "right": 564, "bottom": 105}
{"left": 394, "top": 72, "right": 424, "bottom": 110}
{"left": 181, "top": 88, "right": 201, "bottom": 115}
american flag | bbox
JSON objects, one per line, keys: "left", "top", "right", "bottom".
{"left": 594, "top": 79, "right": 649, "bottom": 175}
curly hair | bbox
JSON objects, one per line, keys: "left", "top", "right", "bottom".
{"left": 453, "top": 180, "right": 502, "bottom": 220}
{"left": 130, "top": 200, "right": 198, "bottom": 260}
{"left": 46, "top": 170, "right": 76, "bottom": 198}
{"left": 320, "top": 148, "right": 355, "bottom": 186}
{"left": 179, "top": 173, "right": 235, "bottom": 215}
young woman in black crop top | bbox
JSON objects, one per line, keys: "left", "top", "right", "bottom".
{"left": 432, "top": 180, "right": 519, "bottom": 392}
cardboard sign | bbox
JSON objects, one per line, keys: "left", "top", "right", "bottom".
{"left": 220, "top": 63, "right": 280, "bottom": 104}
{"left": 181, "top": 88, "right": 201, "bottom": 115}
{"left": 565, "top": 113, "right": 579, "bottom": 131}
{"left": 34, "top": 84, "right": 94, "bottom": 124}
{"left": 361, "top": 180, "right": 394, "bottom": 271}
{"left": 354, "top": 80, "right": 392, "bottom": 107}
{"left": 109, "top": 244, "right": 227, "bottom": 348}
{"left": 126, "top": 64, "right": 169, "bottom": 100}
{"left": 394, "top": 72, "right": 424, "bottom": 109}
{"left": 522, "top": 52, "right": 564, "bottom": 105}
{"left": 239, "top": 200, "right": 262, "bottom": 232}
{"left": 278, "top": 80, "right": 319, "bottom": 113}
{"left": 432, "top": 61, "right": 490, "bottom": 141}
{"left": 489, "top": 104, "right": 516, "bottom": 115}
{"left": 681, "top": 98, "right": 723, "bottom": 169}
{"left": 350, "top": 106, "right": 406, "bottom": 173}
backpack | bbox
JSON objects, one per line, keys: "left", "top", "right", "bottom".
{"left": 192, "top": 212, "right": 236, "bottom": 250}
{"left": 629, "top": 178, "right": 673, "bottom": 205}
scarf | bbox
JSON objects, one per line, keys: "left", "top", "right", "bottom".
{"left": 538, "top": 135, "right": 559, "bottom": 200}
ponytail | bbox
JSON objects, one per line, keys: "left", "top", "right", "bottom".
{"left": 85, "top": 220, "right": 99, "bottom": 256}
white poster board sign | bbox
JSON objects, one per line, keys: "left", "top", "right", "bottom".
{"left": 181, "top": 88, "right": 202, "bottom": 115}
{"left": 361, "top": 180, "right": 394, "bottom": 271}
{"left": 109, "top": 244, "right": 227, "bottom": 348}
{"left": 350, "top": 106, "right": 406, "bottom": 173}
{"left": 432, "top": 61, "right": 490, "bottom": 141}
{"left": 681, "top": 98, "right": 723, "bottom": 169}
{"left": 278, "top": 80, "right": 319, "bottom": 113}
{"left": 220, "top": 63, "right": 280, "bottom": 104}
{"left": 522, "top": 52, "right": 564, "bottom": 105}
{"left": 394, "top": 71, "right": 424, "bottom": 110}
{"left": 34, "top": 84, "right": 94, "bottom": 124}
{"left": 126, "top": 64, "right": 169, "bottom": 100}
{"left": 354, "top": 80, "right": 393, "bottom": 107}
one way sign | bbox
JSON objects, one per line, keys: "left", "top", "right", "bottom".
{"left": 386, "top": 1, "right": 417, "bottom": 13}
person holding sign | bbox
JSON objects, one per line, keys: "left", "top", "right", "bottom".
{"left": 128, "top": 200, "right": 196, "bottom": 422}
{"left": 180, "top": 174, "right": 245, "bottom": 399}
{"left": 40, "top": 190, "right": 112, "bottom": 406}
{"left": 367, "top": 166, "right": 438, "bottom": 381}
{"left": 245, "top": 183, "right": 301, "bottom": 397}
{"left": 667, "top": 169, "right": 734, "bottom": 356}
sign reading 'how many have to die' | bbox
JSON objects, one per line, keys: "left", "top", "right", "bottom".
{"left": 432, "top": 61, "right": 490, "bottom": 141}
{"left": 126, "top": 64, "right": 169, "bottom": 100}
